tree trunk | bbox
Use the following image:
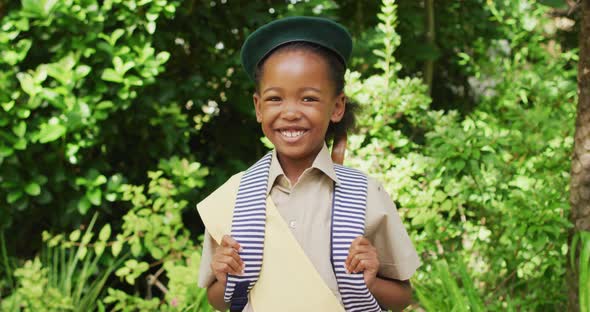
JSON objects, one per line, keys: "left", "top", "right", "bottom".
{"left": 569, "top": 0, "right": 590, "bottom": 311}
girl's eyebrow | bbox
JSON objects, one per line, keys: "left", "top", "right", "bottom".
{"left": 262, "top": 87, "right": 282, "bottom": 95}
{"left": 262, "top": 86, "right": 322, "bottom": 94}
{"left": 301, "top": 87, "right": 322, "bottom": 93}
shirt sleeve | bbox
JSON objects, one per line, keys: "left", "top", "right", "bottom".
{"left": 365, "top": 177, "right": 421, "bottom": 281}
{"left": 198, "top": 229, "right": 218, "bottom": 288}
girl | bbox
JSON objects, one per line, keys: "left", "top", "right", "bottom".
{"left": 197, "top": 16, "right": 420, "bottom": 312}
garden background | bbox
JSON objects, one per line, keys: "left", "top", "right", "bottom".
{"left": 0, "top": 0, "right": 587, "bottom": 310}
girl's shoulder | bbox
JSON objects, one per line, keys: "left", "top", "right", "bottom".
{"left": 333, "top": 164, "right": 388, "bottom": 194}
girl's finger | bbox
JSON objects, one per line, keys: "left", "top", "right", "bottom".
{"left": 346, "top": 236, "right": 373, "bottom": 263}
{"left": 219, "top": 246, "right": 244, "bottom": 267}
{"left": 351, "top": 236, "right": 370, "bottom": 246}
{"left": 345, "top": 244, "right": 373, "bottom": 267}
{"left": 350, "top": 256, "right": 377, "bottom": 274}
{"left": 221, "top": 235, "right": 243, "bottom": 252}
{"left": 359, "top": 237, "right": 371, "bottom": 245}
{"left": 214, "top": 258, "right": 244, "bottom": 276}
{"left": 219, "top": 254, "right": 244, "bottom": 275}
{"left": 347, "top": 252, "right": 370, "bottom": 273}
{"left": 350, "top": 236, "right": 363, "bottom": 247}
{"left": 352, "top": 259, "right": 367, "bottom": 274}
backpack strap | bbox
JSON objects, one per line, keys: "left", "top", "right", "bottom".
{"left": 332, "top": 165, "right": 383, "bottom": 312}
{"left": 224, "top": 153, "right": 272, "bottom": 311}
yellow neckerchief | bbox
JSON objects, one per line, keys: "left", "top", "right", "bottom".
{"left": 197, "top": 172, "right": 344, "bottom": 312}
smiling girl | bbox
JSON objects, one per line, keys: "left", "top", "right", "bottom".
{"left": 196, "top": 16, "right": 420, "bottom": 312}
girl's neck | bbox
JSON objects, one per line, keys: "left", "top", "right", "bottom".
{"left": 276, "top": 152, "right": 319, "bottom": 185}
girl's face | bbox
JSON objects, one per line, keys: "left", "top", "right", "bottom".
{"left": 253, "top": 49, "right": 345, "bottom": 167}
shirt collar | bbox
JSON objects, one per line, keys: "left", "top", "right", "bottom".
{"left": 267, "top": 143, "right": 340, "bottom": 194}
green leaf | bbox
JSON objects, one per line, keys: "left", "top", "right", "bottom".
{"left": 94, "top": 242, "right": 105, "bottom": 256}
{"left": 22, "top": 0, "right": 59, "bottom": 17}
{"left": 94, "top": 175, "right": 108, "bottom": 186}
{"left": 440, "top": 199, "right": 453, "bottom": 211}
{"left": 69, "top": 229, "right": 81, "bottom": 242}
{"left": 113, "top": 56, "right": 124, "bottom": 73}
{"left": 101, "top": 68, "right": 123, "bottom": 83}
{"left": 137, "top": 262, "right": 149, "bottom": 272}
{"left": 81, "top": 232, "right": 93, "bottom": 245}
{"left": 146, "top": 12, "right": 159, "bottom": 21}
{"left": 125, "top": 275, "right": 135, "bottom": 285}
{"left": 78, "top": 246, "right": 88, "bottom": 260}
{"left": 12, "top": 121, "right": 26, "bottom": 137}
{"left": 112, "top": 240, "right": 123, "bottom": 257}
{"left": 75, "top": 65, "right": 91, "bottom": 79}
{"left": 2, "top": 101, "right": 15, "bottom": 112}
{"left": 146, "top": 21, "right": 156, "bottom": 34}
{"left": 97, "top": 101, "right": 114, "bottom": 110}
{"left": 7, "top": 191, "right": 23, "bottom": 204}
{"left": 17, "top": 109, "right": 31, "bottom": 119}
{"left": 131, "top": 241, "right": 142, "bottom": 257}
{"left": 99, "top": 224, "right": 111, "bottom": 241}
{"left": 106, "top": 193, "right": 117, "bottom": 202}
{"left": 25, "top": 182, "right": 41, "bottom": 196}
{"left": 156, "top": 51, "right": 170, "bottom": 64}
{"left": 46, "top": 62, "right": 72, "bottom": 86}
{"left": 0, "top": 145, "right": 14, "bottom": 157}
{"left": 126, "top": 75, "right": 143, "bottom": 86}
{"left": 433, "top": 190, "right": 447, "bottom": 203}
{"left": 87, "top": 188, "right": 102, "bottom": 206}
{"left": 78, "top": 197, "right": 91, "bottom": 214}
{"left": 115, "top": 266, "right": 130, "bottom": 277}
{"left": 150, "top": 246, "right": 163, "bottom": 259}
{"left": 111, "top": 29, "right": 125, "bottom": 45}
{"left": 38, "top": 122, "right": 66, "bottom": 143}
{"left": 14, "top": 138, "right": 27, "bottom": 150}
{"left": 17, "top": 72, "right": 38, "bottom": 96}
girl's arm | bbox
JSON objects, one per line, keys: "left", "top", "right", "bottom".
{"left": 369, "top": 277, "right": 412, "bottom": 311}
{"left": 207, "top": 235, "right": 244, "bottom": 311}
{"left": 346, "top": 236, "right": 413, "bottom": 311}
{"left": 207, "top": 279, "right": 229, "bottom": 311}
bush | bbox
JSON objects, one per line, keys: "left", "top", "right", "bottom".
{"left": 0, "top": 0, "right": 578, "bottom": 310}
{"left": 346, "top": 0, "right": 576, "bottom": 310}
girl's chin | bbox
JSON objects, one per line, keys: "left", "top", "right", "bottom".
{"left": 274, "top": 146, "right": 323, "bottom": 163}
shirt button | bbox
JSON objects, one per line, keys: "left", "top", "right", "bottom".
{"left": 289, "top": 220, "right": 297, "bottom": 229}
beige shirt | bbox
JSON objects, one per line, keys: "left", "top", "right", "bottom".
{"left": 198, "top": 144, "right": 420, "bottom": 310}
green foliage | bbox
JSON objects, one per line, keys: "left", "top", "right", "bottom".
{"left": 346, "top": 0, "right": 576, "bottom": 310}
{"left": 0, "top": 0, "right": 581, "bottom": 310}
{"left": 102, "top": 288, "right": 160, "bottom": 312}
{"left": 1, "top": 214, "right": 122, "bottom": 312}
{"left": 572, "top": 231, "right": 590, "bottom": 312}
{"left": 2, "top": 257, "right": 73, "bottom": 311}
{"left": 98, "top": 158, "right": 210, "bottom": 310}
{"left": 2, "top": 165, "right": 211, "bottom": 310}
{"left": 415, "top": 259, "right": 485, "bottom": 312}
{"left": 0, "top": 0, "right": 184, "bottom": 256}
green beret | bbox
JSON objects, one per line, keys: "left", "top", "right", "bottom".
{"left": 240, "top": 16, "right": 353, "bottom": 81}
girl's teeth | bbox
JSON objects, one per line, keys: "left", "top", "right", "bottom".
{"left": 281, "top": 130, "right": 304, "bottom": 138}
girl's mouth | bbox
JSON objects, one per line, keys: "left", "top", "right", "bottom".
{"left": 280, "top": 130, "right": 306, "bottom": 137}
{"left": 277, "top": 129, "right": 308, "bottom": 142}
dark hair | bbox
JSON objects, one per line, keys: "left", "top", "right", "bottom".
{"left": 253, "top": 41, "right": 359, "bottom": 145}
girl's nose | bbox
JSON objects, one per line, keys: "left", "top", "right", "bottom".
{"left": 281, "top": 100, "right": 301, "bottom": 120}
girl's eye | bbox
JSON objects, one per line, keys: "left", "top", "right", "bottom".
{"left": 302, "top": 97, "right": 318, "bottom": 102}
{"left": 266, "top": 96, "right": 281, "bottom": 102}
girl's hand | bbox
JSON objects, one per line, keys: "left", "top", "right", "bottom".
{"left": 211, "top": 235, "right": 244, "bottom": 284}
{"left": 345, "top": 236, "right": 380, "bottom": 290}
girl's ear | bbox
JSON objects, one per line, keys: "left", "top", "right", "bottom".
{"left": 330, "top": 92, "right": 346, "bottom": 123}
{"left": 253, "top": 93, "right": 262, "bottom": 123}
